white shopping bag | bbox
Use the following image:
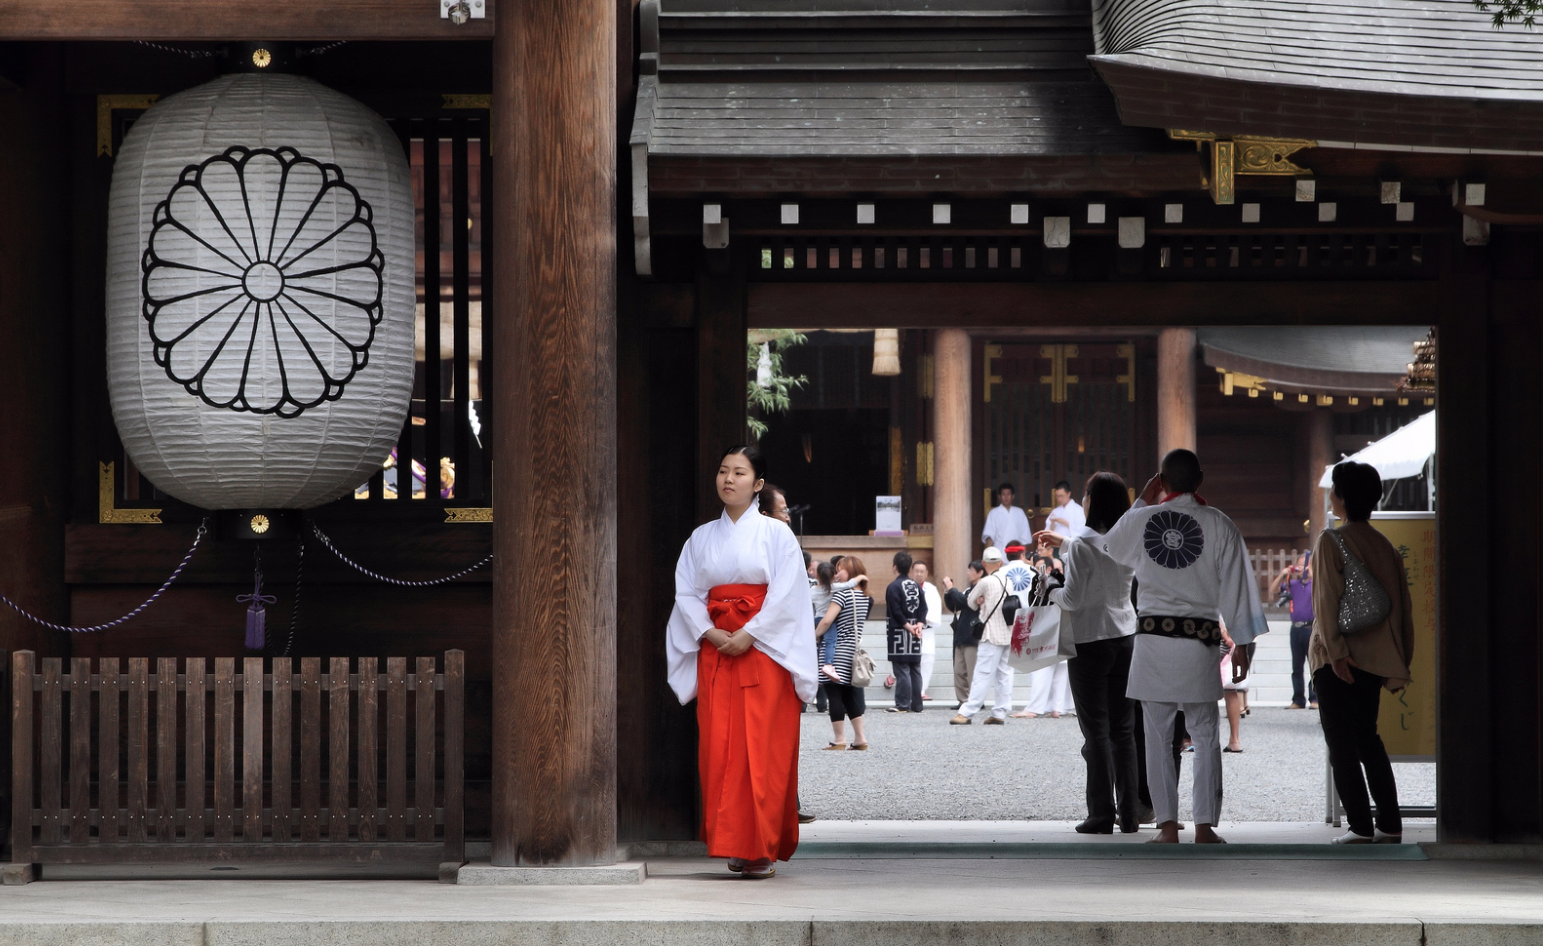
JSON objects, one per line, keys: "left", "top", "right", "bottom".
{"left": 1005, "top": 574, "right": 1076, "bottom": 673}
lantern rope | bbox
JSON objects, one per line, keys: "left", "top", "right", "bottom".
{"left": 309, "top": 522, "right": 491, "bottom": 587}
{"left": 0, "top": 519, "right": 209, "bottom": 633}
{"left": 279, "top": 533, "right": 305, "bottom": 658}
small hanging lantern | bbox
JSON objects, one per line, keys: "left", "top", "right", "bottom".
{"left": 105, "top": 68, "right": 416, "bottom": 512}
{"left": 872, "top": 329, "right": 901, "bottom": 376}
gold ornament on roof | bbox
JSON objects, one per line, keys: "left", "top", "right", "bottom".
{"left": 250, "top": 514, "right": 271, "bottom": 534}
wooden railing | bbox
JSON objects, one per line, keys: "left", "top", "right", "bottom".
{"left": 7, "top": 651, "right": 463, "bottom": 884}
{"left": 1249, "top": 548, "right": 1305, "bottom": 606}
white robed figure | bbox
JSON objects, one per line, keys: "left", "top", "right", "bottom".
{"left": 665, "top": 446, "right": 816, "bottom": 877}
{"left": 1102, "top": 449, "right": 1266, "bottom": 843}
{"left": 666, "top": 507, "right": 819, "bottom": 705}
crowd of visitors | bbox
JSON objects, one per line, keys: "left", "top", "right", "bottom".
{"left": 669, "top": 445, "right": 1415, "bottom": 877}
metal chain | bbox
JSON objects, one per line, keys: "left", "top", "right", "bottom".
{"left": 133, "top": 40, "right": 223, "bottom": 59}
{"left": 310, "top": 521, "right": 491, "bottom": 587}
{"left": 297, "top": 42, "right": 349, "bottom": 57}
{"left": 280, "top": 533, "right": 305, "bottom": 657}
{"left": 0, "top": 519, "right": 209, "bottom": 633}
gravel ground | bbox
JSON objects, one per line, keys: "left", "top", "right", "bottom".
{"left": 798, "top": 703, "right": 1435, "bottom": 822}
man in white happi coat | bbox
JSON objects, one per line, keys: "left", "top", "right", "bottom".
{"left": 1102, "top": 449, "right": 1266, "bottom": 843}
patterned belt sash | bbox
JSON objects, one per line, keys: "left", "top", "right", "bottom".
{"left": 1138, "top": 615, "right": 1223, "bottom": 646}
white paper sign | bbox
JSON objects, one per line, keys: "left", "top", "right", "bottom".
{"left": 875, "top": 495, "right": 903, "bottom": 536}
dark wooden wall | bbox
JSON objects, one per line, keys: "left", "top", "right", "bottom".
{"left": 1438, "top": 232, "right": 1543, "bottom": 844}
{"left": 0, "top": 43, "right": 72, "bottom": 844}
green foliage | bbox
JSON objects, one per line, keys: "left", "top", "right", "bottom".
{"left": 1474, "top": 0, "right": 1538, "bottom": 27}
{"left": 747, "top": 330, "right": 808, "bottom": 440}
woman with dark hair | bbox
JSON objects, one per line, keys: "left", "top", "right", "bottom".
{"left": 1033, "top": 472, "right": 1141, "bottom": 834}
{"left": 816, "top": 555, "right": 872, "bottom": 750}
{"left": 1311, "top": 460, "right": 1414, "bottom": 844}
{"left": 666, "top": 446, "right": 817, "bottom": 877}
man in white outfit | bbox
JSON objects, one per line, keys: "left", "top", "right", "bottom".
{"left": 951, "top": 547, "right": 1014, "bottom": 725}
{"left": 1102, "top": 449, "right": 1266, "bottom": 844}
{"left": 982, "top": 483, "right": 1032, "bottom": 550}
{"left": 910, "top": 560, "right": 943, "bottom": 702}
{"left": 1045, "top": 480, "right": 1087, "bottom": 537}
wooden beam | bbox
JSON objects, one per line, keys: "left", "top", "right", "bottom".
{"left": 748, "top": 281, "right": 1443, "bottom": 329}
{"left": 0, "top": 1, "right": 492, "bottom": 40}
{"left": 489, "top": 0, "right": 618, "bottom": 867}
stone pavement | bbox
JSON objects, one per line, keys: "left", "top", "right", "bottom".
{"left": 3, "top": 833, "right": 1542, "bottom": 946}
{"left": 798, "top": 695, "right": 1436, "bottom": 822}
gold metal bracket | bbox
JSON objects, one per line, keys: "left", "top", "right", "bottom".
{"left": 1116, "top": 344, "right": 1136, "bottom": 403}
{"left": 1169, "top": 130, "right": 1316, "bottom": 205}
{"left": 983, "top": 344, "right": 1003, "bottom": 403}
{"left": 99, "top": 462, "right": 162, "bottom": 524}
{"left": 444, "top": 507, "right": 493, "bottom": 523}
{"left": 1039, "top": 344, "right": 1079, "bottom": 404}
{"left": 1217, "top": 367, "right": 1268, "bottom": 398}
{"left": 442, "top": 94, "right": 491, "bottom": 109}
{"left": 97, "top": 95, "right": 160, "bottom": 157}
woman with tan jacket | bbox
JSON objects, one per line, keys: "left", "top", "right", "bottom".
{"left": 1310, "top": 461, "right": 1415, "bottom": 845}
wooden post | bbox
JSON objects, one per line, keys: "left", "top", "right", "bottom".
{"left": 1156, "top": 328, "right": 1197, "bottom": 459}
{"left": 697, "top": 250, "right": 747, "bottom": 524}
{"left": 490, "top": 0, "right": 619, "bottom": 866}
{"left": 932, "top": 329, "right": 973, "bottom": 579}
{"left": 1306, "top": 409, "right": 1334, "bottom": 541}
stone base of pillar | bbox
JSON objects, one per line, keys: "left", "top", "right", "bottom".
{"left": 456, "top": 860, "right": 647, "bottom": 886}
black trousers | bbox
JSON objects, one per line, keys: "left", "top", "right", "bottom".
{"left": 1134, "top": 703, "right": 1187, "bottom": 810}
{"left": 891, "top": 660, "right": 923, "bottom": 712}
{"left": 827, "top": 682, "right": 866, "bottom": 721}
{"left": 1289, "top": 622, "right": 1317, "bottom": 706}
{"left": 1315, "top": 665, "right": 1401, "bottom": 837}
{"left": 1066, "top": 636, "right": 1140, "bottom": 827}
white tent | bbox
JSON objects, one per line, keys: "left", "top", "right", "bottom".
{"left": 1319, "top": 411, "right": 1435, "bottom": 487}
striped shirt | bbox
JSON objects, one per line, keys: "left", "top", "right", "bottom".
{"left": 828, "top": 587, "right": 871, "bottom": 685}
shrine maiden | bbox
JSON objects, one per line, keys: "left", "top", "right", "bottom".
{"left": 1102, "top": 449, "right": 1266, "bottom": 844}
{"left": 667, "top": 445, "right": 817, "bottom": 878}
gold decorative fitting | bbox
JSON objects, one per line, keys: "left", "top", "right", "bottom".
{"left": 1039, "top": 344, "right": 1079, "bottom": 404}
{"left": 983, "top": 344, "right": 1003, "bottom": 403}
{"left": 442, "top": 94, "right": 492, "bottom": 110}
{"left": 1116, "top": 344, "right": 1136, "bottom": 403}
{"left": 1168, "top": 130, "right": 1316, "bottom": 206}
{"left": 916, "top": 442, "right": 935, "bottom": 486}
{"left": 249, "top": 514, "right": 271, "bottom": 534}
{"left": 444, "top": 507, "right": 493, "bottom": 523}
{"left": 1216, "top": 367, "right": 1268, "bottom": 398}
{"left": 96, "top": 94, "right": 161, "bottom": 157}
{"left": 251, "top": 48, "right": 272, "bottom": 68}
{"left": 98, "top": 462, "right": 162, "bottom": 524}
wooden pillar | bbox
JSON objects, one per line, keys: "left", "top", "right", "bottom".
{"left": 1306, "top": 409, "right": 1334, "bottom": 541}
{"left": 1156, "top": 328, "right": 1197, "bottom": 459}
{"left": 490, "top": 0, "right": 618, "bottom": 867}
{"left": 1437, "top": 245, "right": 1491, "bottom": 844}
{"left": 932, "top": 329, "right": 973, "bottom": 581}
{"left": 696, "top": 250, "right": 746, "bottom": 524}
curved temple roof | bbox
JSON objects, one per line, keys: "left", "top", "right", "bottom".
{"left": 1088, "top": 0, "right": 1543, "bottom": 152}
{"left": 1198, "top": 326, "right": 1428, "bottom": 395}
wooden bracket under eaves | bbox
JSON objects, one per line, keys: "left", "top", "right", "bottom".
{"left": 1168, "top": 130, "right": 1316, "bottom": 205}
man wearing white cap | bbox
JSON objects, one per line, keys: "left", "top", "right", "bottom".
{"left": 951, "top": 547, "right": 1016, "bottom": 725}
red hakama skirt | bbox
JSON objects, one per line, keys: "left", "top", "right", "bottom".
{"left": 697, "top": 583, "right": 802, "bottom": 862}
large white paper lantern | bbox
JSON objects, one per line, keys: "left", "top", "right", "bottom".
{"left": 106, "top": 73, "right": 415, "bottom": 510}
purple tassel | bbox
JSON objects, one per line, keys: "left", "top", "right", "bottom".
{"left": 245, "top": 605, "right": 266, "bottom": 650}
{"left": 237, "top": 568, "right": 278, "bottom": 652}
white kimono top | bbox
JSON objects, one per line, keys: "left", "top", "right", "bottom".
{"left": 982, "top": 504, "right": 1032, "bottom": 546}
{"left": 1046, "top": 499, "right": 1087, "bottom": 537}
{"left": 1103, "top": 495, "right": 1267, "bottom": 703}
{"left": 666, "top": 509, "right": 819, "bottom": 705}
